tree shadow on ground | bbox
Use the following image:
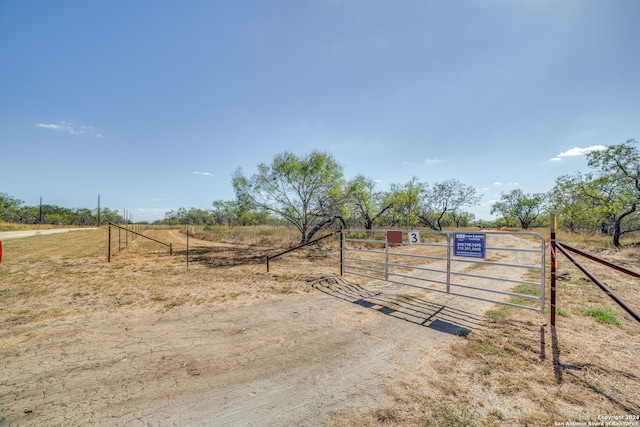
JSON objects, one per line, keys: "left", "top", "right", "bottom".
{"left": 176, "top": 246, "right": 266, "bottom": 268}
{"left": 308, "top": 275, "right": 484, "bottom": 337}
{"left": 178, "top": 244, "right": 335, "bottom": 269}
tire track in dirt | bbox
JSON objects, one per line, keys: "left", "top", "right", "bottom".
{"left": 0, "top": 233, "right": 544, "bottom": 426}
{"left": 2, "top": 292, "right": 440, "bottom": 426}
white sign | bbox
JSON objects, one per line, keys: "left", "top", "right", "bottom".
{"left": 408, "top": 231, "right": 421, "bottom": 244}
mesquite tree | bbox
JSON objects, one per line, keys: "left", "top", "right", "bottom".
{"left": 490, "top": 189, "right": 547, "bottom": 229}
{"left": 232, "top": 150, "right": 350, "bottom": 244}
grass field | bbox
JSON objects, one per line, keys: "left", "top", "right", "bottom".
{"left": 329, "top": 230, "right": 640, "bottom": 426}
{"left": 1, "top": 225, "right": 638, "bottom": 426}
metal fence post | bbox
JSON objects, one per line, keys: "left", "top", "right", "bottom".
{"left": 340, "top": 228, "right": 344, "bottom": 276}
{"left": 446, "top": 231, "right": 451, "bottom": 294}
{"left": 385, "top": 234, "right": 389, "bottom": 280}
{"left": 550, "top": 214, "right": 557, "bottom": 327}
{"left": 108, "top": 224, "right": 112, "bottom": 262}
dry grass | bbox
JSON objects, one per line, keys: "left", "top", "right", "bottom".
{"left": 0, "top": 221, "right": 68, "bottom": 232}
{"left": 0, "top": 225, "right": 340, "bottom": 327}
{"left": 1, "top": 225, "right": 639, "bottom": 426}
{"left": 328, "top": 229, "right": 640, "bottom": 426}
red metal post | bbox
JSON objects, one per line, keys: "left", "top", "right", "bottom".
{"left": 550, "top": 214, "right": 557, "bottom": 327}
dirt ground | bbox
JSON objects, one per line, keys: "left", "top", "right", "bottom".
{"left": 0, "top": 230, "right": 550, "bottom": 426}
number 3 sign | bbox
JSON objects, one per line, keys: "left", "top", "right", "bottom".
{"left": 408, "top": 231, "right": 421, "bottom": 244}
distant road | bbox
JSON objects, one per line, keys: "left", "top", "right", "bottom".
{"left": 0, "top": 228, "right": 97, "bottom": 240}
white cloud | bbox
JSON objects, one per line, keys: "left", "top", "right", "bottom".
{"left": 36, "top": 123, "right": 66, "bottom": 131}
{"left": 400, "top": 158, "right": 442, "bottom": 167}
{"left": 551, "top": 145, "right": 607, "bottom": 161}
{"left": 493, "top": 182, "right": 502, "bottom": 186}
{"left": 424, "top": 158, "right": 442, "bottom": 165}
{"left": 193, "top": 171, "right": 213, "bottom": 176}
{"left": 35, "top": 121, "right": 103, "bottom": 138}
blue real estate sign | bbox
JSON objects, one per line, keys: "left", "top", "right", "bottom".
{"left": 453, "top": 233, "right": 486, "bottom": 258}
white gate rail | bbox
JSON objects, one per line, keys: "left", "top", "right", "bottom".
{"left": 342, "top": 229, "right": 546, "bottom": 312}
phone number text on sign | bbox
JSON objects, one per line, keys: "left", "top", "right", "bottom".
{"left": 453, "top": 233, "right": 486, "bottom": 259}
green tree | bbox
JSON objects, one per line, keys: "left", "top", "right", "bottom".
{"left": 419, "top": 179, "right": 480, "bottom": 230}
{"left": 232, "top": 150, "right": 349, "bottom": 243}
{"left": 186, "top": 208, "right": 214, "bottom": 225}
{"left": 449, "top": 210, "right": 476, "bottom": 228}
{"left": 212, "top": 200, "right": 236, "bottom": 226}
{"left": 100, "top": 208, "right": 124, "bottom": 224}
{"left": 585, "top": 139, "right": 640, "bottom": 246}
{"left": 490, "top": 189, "right": 547, "bottom": 229}
{"left": 162, "top": 207, "right": 214, "bottom": 225}
{"left": 211, "top": 199, "right": 269, "bottom": 227}
{"left": 0, "top": 193, "right": 24, "bottom": 222}
{"left": 382, "top": 177, "right": 426, "bottom": 228}
{"left": 549, "top": 140, "right": 640, "bottom": 246}
{"left": 549, "top": 174, "right": 596, "bottom": 233}
{"left": 74, "top": 208, "right": 95, "bottom": 226}
{"left": 0, "top": 193, "right": 123, "bottom": 226}
{"left": 346, "top": 175, "right": 394, "bottom": 229}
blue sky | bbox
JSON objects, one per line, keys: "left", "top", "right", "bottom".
{"left": 1, "top": 1, "right": 639, "bottom": 222}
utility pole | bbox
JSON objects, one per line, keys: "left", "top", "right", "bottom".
{"left": 39, "top": 196, "right": 43, "bottom": 225}
{"left": 97, "top": 194, "right": 101, "bottom": 227}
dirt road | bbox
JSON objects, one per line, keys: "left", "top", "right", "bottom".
{"left": 0, "top": 231, "right": 542, "bottom": 426}
{"left": 0, "top": 228, "right": 96, "bottom": 240}
{"left": 3, "top": 280, "right": 486, "bottom": 426}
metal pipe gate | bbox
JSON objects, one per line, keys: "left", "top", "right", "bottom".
{"left": 341, "top": 229, "right": 546, "bottom": 312}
